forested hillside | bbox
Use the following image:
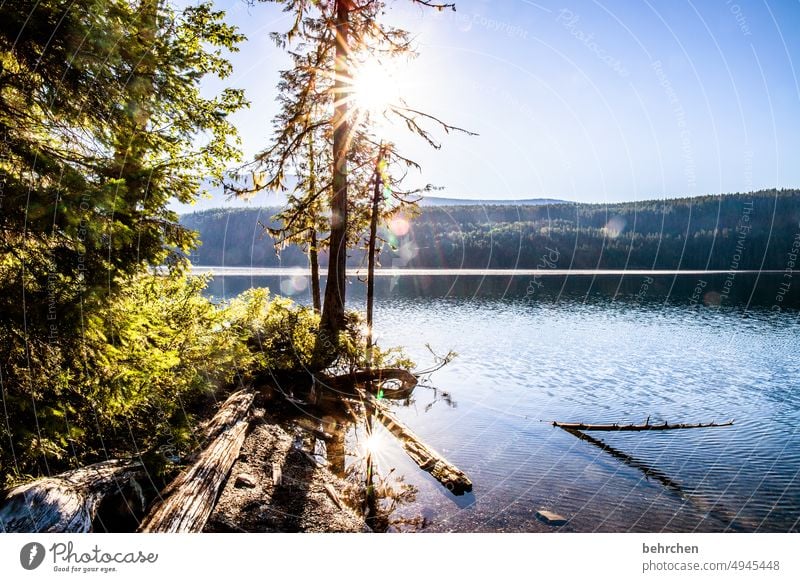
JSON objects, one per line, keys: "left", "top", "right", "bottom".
{"left": 182, "top": 189, "right": 800, "bottom": 271}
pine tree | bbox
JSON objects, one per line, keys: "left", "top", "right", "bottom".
{"left": 247, "top": 0, "right": 471, "bottom": 361}
{"left": 0, "top": 0, "right": 247, "bottom": 475}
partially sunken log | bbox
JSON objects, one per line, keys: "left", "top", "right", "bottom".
{"left": 552, "top": 419, "right": 734, "bottom": 432}
{"left": 138, "top": 420, "right": 249, "bottom": 533}
{"left": 138, "top": 391, "right": 255, "bottom": 533}
{"left": 0, "top": 460, "right": 144, "bottom": 533}
{"left": 319, "top": 368, "right": 418, "bottom": 400}
{"left": 558, "top": 425, "right": 749, "bottom": 531}
{"left": 370, "top": 401, "right": 472, "bottom": 495}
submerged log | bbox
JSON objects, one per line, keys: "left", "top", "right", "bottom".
{"left": 558, "top": 426, "right": 749, "bottom": 531}
{"left": 0, "top": 460, "right": 144, "bottom": 533}
{"left": 559, "top": 428, "right": 686, "bottom": 492}
{"left": 319, "top": 368, "right": 418, "bottom": 400}
{"left": 552, "top": 419, "right": 734, "bottom": 432}
{"left": 138, "top": 391, "right": 255, "bottom": 533}
{"left": 369, "top": 400, "right": 472, "bottom": 495}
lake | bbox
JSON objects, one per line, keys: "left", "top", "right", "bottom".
{"left": 198, "top": 268, "right": 800, "bottom": 532}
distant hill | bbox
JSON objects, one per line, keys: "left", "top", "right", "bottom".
{"left": 418, "top": 196, "right": 566, "bottom": 206}
{"left": 168, "top": 175, "right": 565, "bottom": 213}
{"left": 180, "top": 189, "right": 800, "bottom": 273}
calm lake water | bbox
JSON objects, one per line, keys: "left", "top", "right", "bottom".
{"left": 200, "top": 269, "right": 800, "bottom": 532}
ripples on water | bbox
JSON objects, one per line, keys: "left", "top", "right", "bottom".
{"left": 203, "top": 271, "right": 800, "bottom": 532}
{"left": 376, "top": 298, "right": 800, "bottom": 533}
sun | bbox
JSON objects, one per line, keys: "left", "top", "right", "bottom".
{"left": 349, "top": 56, "right": 407, "bottom": 117}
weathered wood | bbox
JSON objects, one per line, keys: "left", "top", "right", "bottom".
{"left": 552, "top": 419, "right": 734, "bottom": 432}
{"left": 0, "top": 390, "right": 255, "bottom": 534}
{"left": 138, "top": 420, "right": 249, "bottom": 533}
{"left": 196, "top": 390, "right": 255, "bottom": 444}
{"left": 559, "top": 426, "right": 749, "bottom": 531}
{"left": 319, "top": 368, "right": 418, "bottom": 400}
{"left": 369, "top": 400, "right": 472, "bottom": 495}
{"left": 138, "top": 391, "right": 255, "bottom": 533}
{"left": 0, "top": 460, "right": 144, "bottom": 533}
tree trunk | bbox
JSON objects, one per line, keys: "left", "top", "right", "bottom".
{"left": 319, "top": 0, "right": 352, "bottom": 349}
{"left": 138, "top": 390, "right": 254, "bottom": 533}
{"left": 310, "top": 228, "right": 321, "bottom": 313}
{"left": 307, "top": 131, "right": 322, "bottom": 313}
{"left": 365, "top": 146, "right": 383, "bottom": 364}
{"left": 0, "top": 461, "right": 144, "bottom": 533}
{"left": 196, "top": 390, "right": 255, "bottom": 444}
{"left": 138, "top": 420, "right": 249, "bottom": 533}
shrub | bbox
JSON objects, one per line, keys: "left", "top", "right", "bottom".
{"left": 0, "top": 273, "right": 248, "bottom": 485}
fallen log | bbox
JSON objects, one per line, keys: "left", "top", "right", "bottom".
{"left": 0, "top": 460, "right": 144, "bottom": 533}
{"left": 318, "top": 368, "right": 418, "bottom": 400}
{"left": 369, "top": 400, "right": 472, "bottom": 495}
{"left": 138, "top": 420, "right": 249, "bottom": 533}
{"left": 560, "top": 428, "right": 685, "bottom": 493}
{"left": 138, "top": 391, "right": 255, "bottom": 533}
{"left": 0, "top": 390, "right": 256, "bottom": 534}
{"left": 552, "top": 419, "right": 734, "bottom": 432}
{"left": 196, "top": 390, "right": 256, "bottom": 444}
{"left": 558, "top": 426, "right": 749, "bottom": 531}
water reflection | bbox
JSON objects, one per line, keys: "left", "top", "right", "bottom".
{"left": 203, "top": 271, "right": 800, "bottom": 532}
{"left": 200, "top": 270, "right": 800, "bottom": 309}
{"left": 284, "top": 390, "right": 426, "bottom": 532}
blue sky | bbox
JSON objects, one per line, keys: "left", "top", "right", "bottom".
{"left": 183, "top": 0, "right": 800, "bottom": 210}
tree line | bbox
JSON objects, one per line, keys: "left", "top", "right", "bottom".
{"left": 182, "top": 188, "right": 800, "bottom": 271}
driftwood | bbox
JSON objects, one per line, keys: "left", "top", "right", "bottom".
{"left": 0, "top": 460, "right": 144, "bottom": 533}
{"left": 558, "top": 426, "right": 748, "bottom": 531}
{"left": 138, "top": 391, "right": 254, "bottom": 533}
{"left": 138, "top": 420, "right": 249, "bottom": 532}
{"left": 369, "top": 400, "right": 472, "bottom": 495}
{"left": 560, "top": 428, "right": 686, "bottom": 492}
{"left": 196, "top": 390, "right": 257, "bottom": 444}
{"left": 318, "top": 368, "right": 418, "bottom": 400}
{"left": 552, "top": 419, "right": 734, "bottom": 432}
{"left": 0, "top": 390, "right": 255, "bottom": 534}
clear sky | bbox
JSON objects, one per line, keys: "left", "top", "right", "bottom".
{"left": 184, "top": 0, "right": 800, "bottom": 210}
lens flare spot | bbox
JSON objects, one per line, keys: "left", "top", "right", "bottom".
{"left": 602, "top": 215, "right": 627, "bottom": 238}
{"left": 280, "top": 275, "right": 308, "bottom": 295}
{"left": 389, "top": 216, "right": 410, "bottom": 237}
{"left": 397, "top": 241, "right": 418, "bottom": 262}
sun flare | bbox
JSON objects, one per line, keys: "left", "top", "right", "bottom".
{"left": 362, "top": 431, "right": 385, "bottom": 457}
{"left": 349, "top": 57, "right": 407, "bottom": 117}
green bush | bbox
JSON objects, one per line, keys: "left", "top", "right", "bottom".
{"left": 224, "top": 288, "right": 412, "bottom": 375}
{"left": 225, "top": 288, "right": 318, "bottom": 373}
{"left": 0, "top": 271, "right": 413, "bottom": 487}
{"left": 0, "top": 273, "right": 249, "bottom": 485}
